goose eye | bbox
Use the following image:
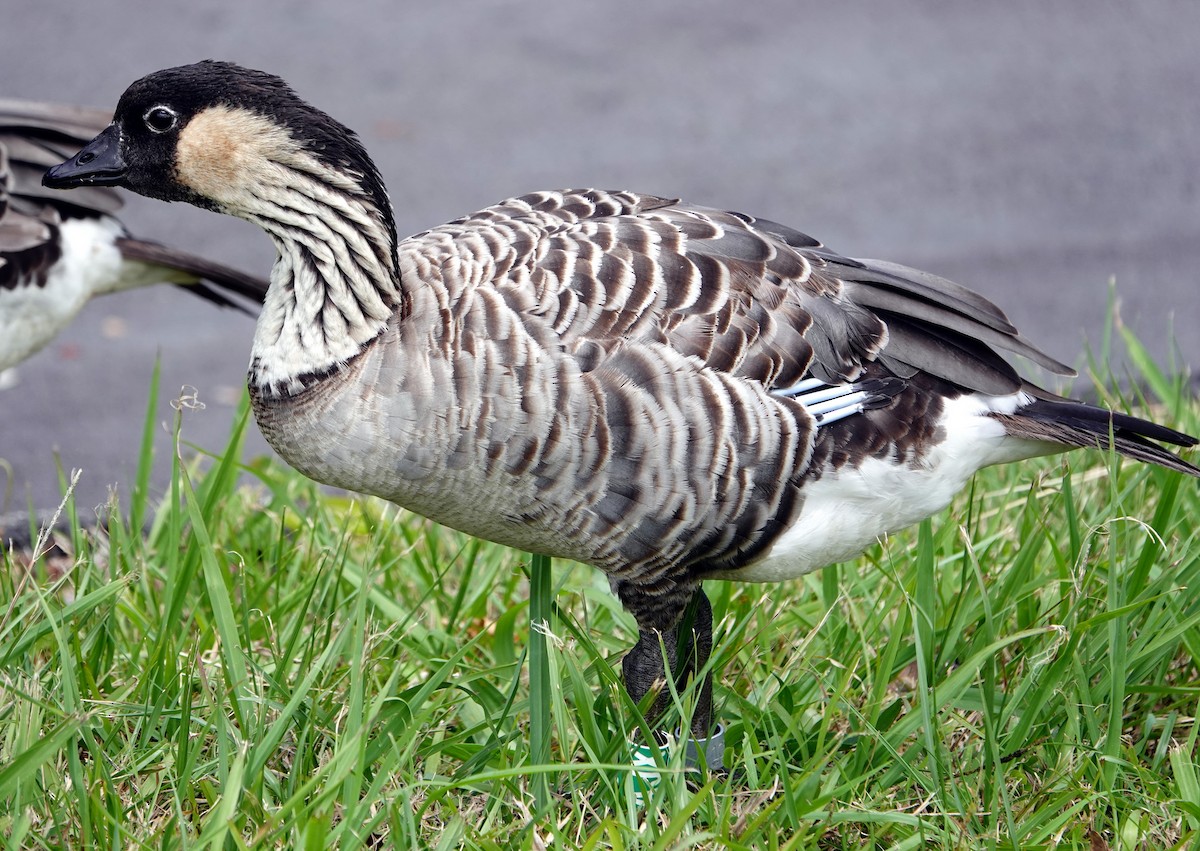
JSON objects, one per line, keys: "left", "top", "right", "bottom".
{"left": 143, "top": 105, "right": 178, "bottom": 133}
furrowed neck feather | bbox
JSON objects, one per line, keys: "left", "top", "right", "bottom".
{"left": 182, "top": 107, "right": 404, "bottom": 394}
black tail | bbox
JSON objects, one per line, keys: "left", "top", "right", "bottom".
{"left": 116, "top": 237, "right": 269, "bottom": 313}
{"left": 997, "top": 397, "right": 1199, "bottom": 477}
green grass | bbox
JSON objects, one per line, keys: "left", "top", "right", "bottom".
{"left": 1, "top": 360, "right": 1198, "bottom": 849}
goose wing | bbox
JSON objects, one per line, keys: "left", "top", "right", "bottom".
{"left": 411, "top": 188, "right": 1072, "bottom": 398}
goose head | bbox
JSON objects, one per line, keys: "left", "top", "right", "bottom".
{"left": 45, "top": 61, "right": 405, "bottom": 391}
{"left": 43, "top": 60, "right": 395, "bottom": 237}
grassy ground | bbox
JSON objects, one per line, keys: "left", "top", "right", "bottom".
{"left": 1, "top": 342, "right": 1198, "bottom": 849}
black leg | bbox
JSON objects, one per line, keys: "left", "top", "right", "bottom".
{"left": 685, "top": 589, "right": 714, "bottom": 739}
{"left": 616, "top": 582, "right": 715, "bottom": 738}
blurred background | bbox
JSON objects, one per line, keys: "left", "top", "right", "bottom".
{"left": 1, "top": 1, "right": 1198, "bottom": 526}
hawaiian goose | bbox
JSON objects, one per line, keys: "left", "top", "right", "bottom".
{"left": 0, "top": 98, "right": 267, "bottom": 374}
{"left": 44, "top": 62, "right": 1199, "bottom": 740}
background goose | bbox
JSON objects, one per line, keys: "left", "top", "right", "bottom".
{"left": 44, "top": 61, "right": 1199, "bottom": 740}
{"left": 0, "top": 98, "right": 268, "bottom": 375}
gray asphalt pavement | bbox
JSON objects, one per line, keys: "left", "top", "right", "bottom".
{"left": 2, "top": 1, "right": 1198, "bottom": 523}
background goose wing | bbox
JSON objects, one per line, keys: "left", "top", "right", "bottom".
{"left": 1, "top": 98, "right": 267, "bottom": 310}
{"left": 0, "top": 98, "right": 121, "bottom": 218}
{"left": 1, "top": 99, "right": 114, "bottom": 293}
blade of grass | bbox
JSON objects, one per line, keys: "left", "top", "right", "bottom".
{"left": 1118, "top": 322, "right": 1174, "bottom": 405}
{"left": 196, "top": 743, "right": 247, "bottom": 849}
{"left": 181, "top": 460, "right": 251, "bottom": 726}
{"left": 528, "top": 550, "right": 554, "bottom": 811}
{"left": 910, "top": 520, "right": 949, "bottom": 804}
{"left": 129, "top": 358, "right": 161, "bottom": 537}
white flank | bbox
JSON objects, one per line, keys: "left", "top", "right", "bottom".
{"left": 0, "top": 217, "right": 124, "bottom": 370}
{"left": 710, "top": 391, "right": 1045, "bottom": 582}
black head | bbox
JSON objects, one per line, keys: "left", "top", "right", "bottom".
{"left": 44, "top": 61, "right": 394, "bottom": 234}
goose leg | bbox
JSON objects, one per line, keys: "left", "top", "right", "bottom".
{"left": 617, "top": 583, "right": 714, "bottom": 739}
